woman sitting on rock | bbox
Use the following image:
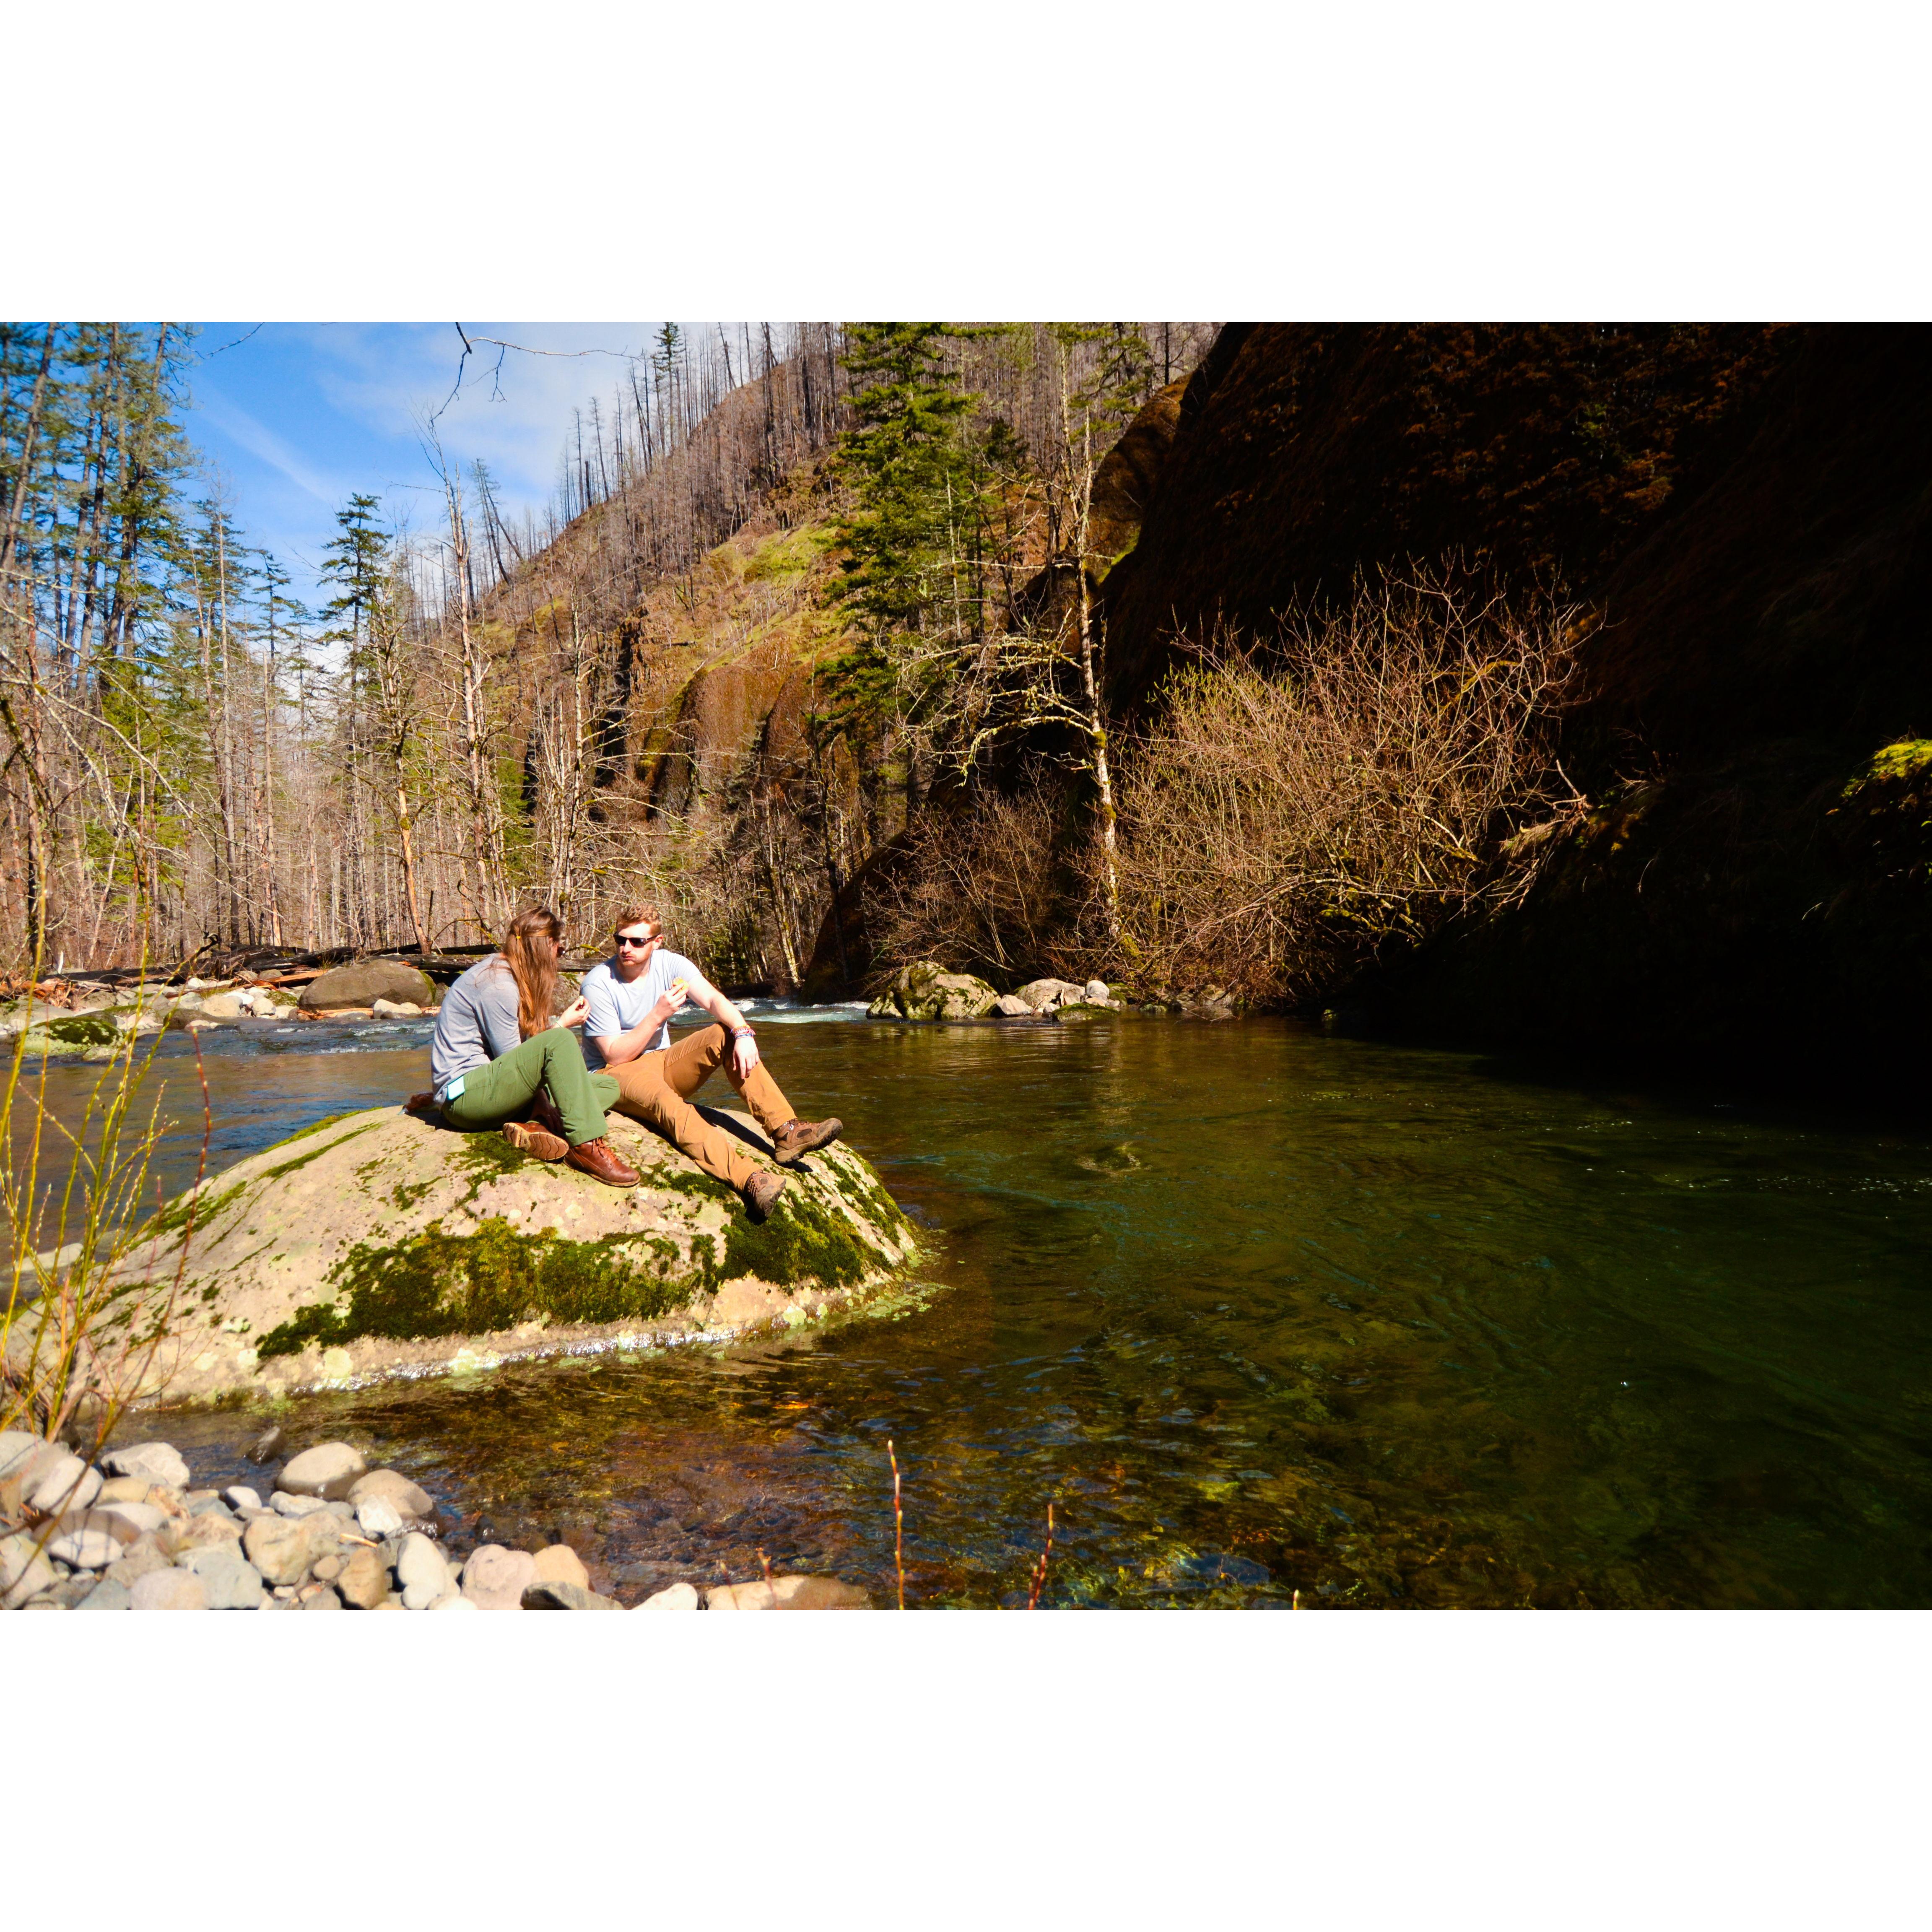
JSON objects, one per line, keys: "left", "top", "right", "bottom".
{"left": 412, "top": 904, "right": 639, "bottom": 1187}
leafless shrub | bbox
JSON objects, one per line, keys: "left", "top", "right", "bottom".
{"left": 1104, "top": 565, "right": 1588, "bottom": 1002}
{"left": 870, "top": 778, "right": 1069, "bottom": 985}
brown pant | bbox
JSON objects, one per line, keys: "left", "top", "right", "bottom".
{"left": 607, "top": 1023, "right": 794, "bottom": 1191}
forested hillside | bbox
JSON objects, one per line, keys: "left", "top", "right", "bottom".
{"left": 0, "top": 321, "right": 1212, "bottom": 986}
{"left": 9, "top": 318, "right": 1925, "bottom": 1083}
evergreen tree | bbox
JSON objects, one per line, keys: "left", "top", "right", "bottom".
{"left": 319, "top": 492, "right": 389, "bottom": 655}
{"left": 831, "top": 323, "right": 979, "bottom": 636}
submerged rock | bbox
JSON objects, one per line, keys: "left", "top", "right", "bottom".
{"left": 706, "top": 1575, "right": 870, "bottom": 1610}
{"left": 14, "top": 1101, "right": 914, "bottom": 1408}
{"left": 867, "top": 961, "right": 998, "bottom": 1021}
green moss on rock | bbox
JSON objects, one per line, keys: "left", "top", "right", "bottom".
{"left": 264, "top": 1122, "right": 378, "bottom": 1182}
{"left": 44, "top": 1011, "right": 119, "bottom": 1047}
{"left": 256, "top": 1216, "right": 701, "bottom": 1360}
{"left": 717, "top": 1184, "right": 873, "bottom": 1289}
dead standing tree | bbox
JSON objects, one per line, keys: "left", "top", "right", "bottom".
{"left": 931, "top": 328, "right": 1146, "bottom": 956}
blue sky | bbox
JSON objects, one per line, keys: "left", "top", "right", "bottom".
{"left": 184, "top": 322, "right": 661, "bottom": 604}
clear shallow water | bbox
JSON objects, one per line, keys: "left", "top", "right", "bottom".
{"left": 27, "top": 1011, "right": 1932, "bottom": 1607}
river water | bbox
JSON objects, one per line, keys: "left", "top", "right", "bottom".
{"left": 21, "top": 1008, "right": 1932, "bottom": 1607}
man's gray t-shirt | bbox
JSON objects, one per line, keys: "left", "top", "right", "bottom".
{"left": 581, "top": 950, "right": 699, "bottom": 1069}
{"left": 429, "top": 956, "right": 522, "bottom": 1098}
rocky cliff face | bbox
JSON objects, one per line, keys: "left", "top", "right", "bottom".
{"left": 1101, "top": 323, "right": 1932, "bottom": 1082}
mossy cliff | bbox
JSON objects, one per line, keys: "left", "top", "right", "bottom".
{"left": 28, "top": 1107, "right": 915, "bottom": 1407}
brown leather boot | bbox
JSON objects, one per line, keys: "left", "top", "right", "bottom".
{"left": 502, "top": 1119, "right": 569, "bottom": 1162}
{"left": 771, "top": 1117, "right": 843, "bottom": 1162}
{"left": 744, "top": 1170, "right": 788, "bottom": 1220}
{"left": 565, "top": 1136, "right": 641, "bottom": 1187}
{"left": 530, "top": 1091, "right": 569, "bottom": 1141}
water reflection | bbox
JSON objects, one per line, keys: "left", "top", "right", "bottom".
{"left": 26, "top": 1011, "right": 1932, "bottom": 1607}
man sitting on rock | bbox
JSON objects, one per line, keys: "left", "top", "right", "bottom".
{"left": 580, "top": 905, "right": 841, "bottom": 1219}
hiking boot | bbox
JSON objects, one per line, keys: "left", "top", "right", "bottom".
{"left": 771, "top": 1117, "right": 843, "bottom": 1162}
{"left": 565, "top": 1136, "right": 640, "bottom": 1187}
{"left": 744, "top": 1170, "right": 788, "bottom": 1220}
{"left": 530, "top": 1091, "right": 570, "bottom": 1141}
{"left": 502, "top": 1119, "right": 569, "bottom": 1162}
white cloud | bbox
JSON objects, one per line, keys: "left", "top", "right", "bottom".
{"left": 192, "top": 383, "right": 346, "bottom": 506}
{"left": 301, "top": 322, "right": 661, "bottom": 514}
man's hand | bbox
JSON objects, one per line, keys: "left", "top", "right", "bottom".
{"left": 731, "top": 1030, "right": 761, "bottom": 1082}
{"left": 653, "top": 978, "right": 693, "bottom": 1028}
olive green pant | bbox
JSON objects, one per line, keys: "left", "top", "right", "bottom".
{"left": 439, "top": 1029, "right": 619, "bottom": 1147}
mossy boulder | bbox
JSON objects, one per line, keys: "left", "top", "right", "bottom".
{"left": 867, "top": 961, "right": 998, "bottom": 1021}
{"left": 21, "top": 1105, "right": 916, "bottom": 1408}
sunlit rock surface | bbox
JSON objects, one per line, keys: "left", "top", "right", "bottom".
{"left": 25, "top": 1105, "right": 914, "bottom": 1407}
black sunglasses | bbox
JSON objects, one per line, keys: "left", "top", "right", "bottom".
{"left": 613, "top": 932, "right": 659, "bottom": 949}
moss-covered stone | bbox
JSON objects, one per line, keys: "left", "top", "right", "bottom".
{"left": 31, "top": 1101, "right": 917, "bottom": 1407}
{"left": 43, "top": 1011, "right": 120, "bottom": 1047}
{"left": 257, "top": 1218, "right": 699, "bottom": 1358}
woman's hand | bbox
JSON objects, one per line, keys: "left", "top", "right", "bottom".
{"left": 556, "top": 995, "right": 589, "bottom": 1029}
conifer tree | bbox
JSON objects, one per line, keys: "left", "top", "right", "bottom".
{"left": 831, "top": 323, "right": 978, "bottom": 637}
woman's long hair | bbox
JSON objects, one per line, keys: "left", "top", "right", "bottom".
{"left": 499, "top": 904, "right": 564, "bottom": 1040}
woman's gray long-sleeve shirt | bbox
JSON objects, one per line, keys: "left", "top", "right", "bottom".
{"left": 428, "top": 956, "right": 522, "bottom": 1098}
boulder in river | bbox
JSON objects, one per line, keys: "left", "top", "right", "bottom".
{"left": 276, "top": 1442, "right": 367, "bottom": 1499}
{"left": 104, "top": 1442, "right": 192, "bottom": 1491}
{"left": 867, "top": 961, "right": 998, "bottom": 1021}
{"left": 23, "top": 1098, "right": 915, "bottom": 1408}
{"left": 298, "top": 961, "right": 437, "bottom": 1012}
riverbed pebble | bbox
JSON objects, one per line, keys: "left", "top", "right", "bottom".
{"left": 105, "top": 1537, "right": 173, "bottom": 1590}
{"left": 334, "top": 1544, "right": 390, "bottom": 1609}
{"left": 4, "top": 1433, "right": 870, "bottom": 1613}
{"left": 354, "top": 1497, "right": 403, "bottom": 1539}
{"left": 131, "top": 1568, "right": 207, "bottom": 1610}
{"left": 707, "top": 1575, "right": 870, "bottom": 1611}
{"left": 275, "top": 1442, "right": 366, "bottom": 1499}
{"left": 97, "top": 1475, "right": 158, "bottom": 1505}
{"left": 523, "top": 1579, "right": 622, "bottom": 1610}
{"left": 182, "top": 1542, "right": 267, "bottom": 1610}
{"left": 27, "top": 1453, "right": 102, "bottom": 1516}
{"left": 164, "top": 1511, "right": 244, "bottom": 1555}
{"left": 93, "top": 1500, "right": 166, "bottom": 1539}
{"left": 347, "top": 1469, "right": 434, "bottom": 1520}
{"left": 531, "top": 1544, "right": 591, "bottom": 1591}
{"left": 395, "top": 1532, "right": 446, "bottom": 1609}
{"left": 103, "top": 1443, "right": 191, "bottom": 1491}
{"left": 461, "top": 1545, "right": 537, "bottom": 1610}
{"left": 2, "top": 1531, "right": 57, "bottom": 1609}
{"left": 635, "top": 1581, "right": 701, "bottom": 1611}
{"left": 47, "top": 1523, "right": 123, "bottom": 1570}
